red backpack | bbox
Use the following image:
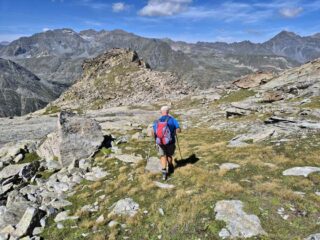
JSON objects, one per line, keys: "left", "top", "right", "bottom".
{"left": 155, "top": 117, "right": 172, "bottom": 145}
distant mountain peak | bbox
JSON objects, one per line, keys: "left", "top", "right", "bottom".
{"left": 274, "top": 30, "right": 300, "bottom": 39}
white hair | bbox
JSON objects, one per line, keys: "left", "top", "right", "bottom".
{"left": 160, "top": 105, "right": 170, "bottom": 113}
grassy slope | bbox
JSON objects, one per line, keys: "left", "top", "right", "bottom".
{"left": 41, "top": 90, "right": 320, "bottom": 240}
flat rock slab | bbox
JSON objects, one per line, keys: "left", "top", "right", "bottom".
{"left": 110, "top": 198, "right": 139, "bottom": 217}
{"left": 0, "top": 163, "right": 28, "bottom": 180}
{"left": 145, "top": 157, "right": 162, "bottom": 173}
{"left": 154, "top": 181, "right": 175, "bottom": 189}
{"left": 305, "top": 233, "right": 320, "bottom": 240}
{"left": 112, "top": 154, "right": 143, "bottom": 163}
{"left": 84, "top": 167, "right": 108, "bottom": 181}
{"left": 214, "top": 200, "right": 266, "bottom": 239}
{"left": 283, "top": 167, "right": 320, "bottom": 177}
{"left": 220, "top": 163, "right": 240, "bottom": 170}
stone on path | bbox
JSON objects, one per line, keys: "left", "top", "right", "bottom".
{"left": 145, "top": 157, "right": 162, "bottom": 173}
{"left": 110, "top": 198, "right": 139, "bottom": 217}
{"left": 54, "top": 210, "right": 78, "bottom": 223}
{"left": 283, "top": 167, "right": 320, "bottom": 177}
{"left": 214, "top": 200, "right": 266, "bottom": 239}
{"left": 154, "top": 181, "right": 175, "bottom": 189}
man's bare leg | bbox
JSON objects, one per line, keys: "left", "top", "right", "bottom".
{"left": 160, "top": 156, "right": 167, "bottom": 169}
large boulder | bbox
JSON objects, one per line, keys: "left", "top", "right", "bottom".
{"left": 214, "top": 200, "right": 266, "bottom": 238}
{"left": 37, "top": 111, "right": 104, "bottom": 167}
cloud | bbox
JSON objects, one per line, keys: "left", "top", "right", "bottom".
{"left": 279, "top": 7, "right": 303, "bottom": 18}
{"left": 139, "top": 0, "right": 192, "bottom": 17}
{"left": 112, "top": 2, "right": 128, "bottom": 12}
{"left": 42, "top": 28, "right": 51, "bottom": 32}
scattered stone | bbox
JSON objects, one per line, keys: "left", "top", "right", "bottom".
{"left": 305, "top": 233, "right": 320, "bottom": 240}
{"left": 50, "top": 199, "right": 72, "bottom": 210}
{"left": 0, "top": 163, "right": 28, "bottom": 180}
{"left": 214, "top": 200, "right": 266, "bottom": 238}
{"left": 12, "top": 207, "right": 40, "bottom": 238}
{"left": 283, "top": 167, "right": 320, "bottom": 177}
{"left": 96, "top": 215, "right": 104, "bottom": 224}
{"left": 112, "top": 154, "right": 143, "bottom": 164}
{"left": 315, "top": 192, "right": 320, "bottom": 196}
{"left": 261, "top": 91, "right": 283, "bottom": 103}
{"left": 32, "top": 227, "right": 44, "bottom": 235}
{"left": 154, "top": 181, "right": 175, "bottom": 189}
{"left": 219, "top": 163, "right": 240, "bottom": 170}
{"left": 110, "top": 198, "right": 139, "bottom": 217}
{"left": 56, "top": 223, "right": 64, "bottom": 229}
{"left": 145, "top": 157, "right": 162, "bottom": 173}
{"left": 158, "top": 208, "right": 164, "bottom": 216}
{"left": 19, "top": 161, "right": 40, "bottom": 181}
{"left": 13, "top": 153, "right": 24, "bottom": 163}
{"left": 108, "top": 220, "right": 118, "bottom": 228}
{"left": 54, "top": 210, "right": 78, "bottom": 223}
{"left": 84, "top": 167, "right": 108, "bottom": 181}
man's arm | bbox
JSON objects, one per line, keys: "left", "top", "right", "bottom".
{"left": 174, "top": 118, "right": 181, "bottom": 134}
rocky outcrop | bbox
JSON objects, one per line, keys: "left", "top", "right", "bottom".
{"left": 51, "top": 49, "right": 191, "bottom": 111}
{"left": 0, "top": 58, "right": 56, "bottom": 117}
{"left": 233, "top": 72, "right": 275, "bottom": 89}
{"left": 37, "top": 111, "right": 104, "bottom": 167}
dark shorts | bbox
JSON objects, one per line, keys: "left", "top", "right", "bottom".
{"left": 157, "top": 143, "right": 176, "bottom": 157}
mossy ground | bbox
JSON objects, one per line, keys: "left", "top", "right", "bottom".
{"left": 40, "top": 90, "right": 319, "bottom": 240}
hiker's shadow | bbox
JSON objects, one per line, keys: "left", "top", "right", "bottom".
{"left": 175, "top": 154, "right": 199, "bottom": 168}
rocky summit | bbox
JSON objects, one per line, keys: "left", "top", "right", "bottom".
{"left": 51, "top": 48, "right": 191, "bottom": 110}
{"left": 0, "top": 58, "right": 56, "bottom": 117}
{"left": 0, "top": 47, "right": 319, "bottom": 240}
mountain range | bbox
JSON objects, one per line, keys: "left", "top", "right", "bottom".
{"left": 0, "top": 28, "right": 320, "bottom": 117}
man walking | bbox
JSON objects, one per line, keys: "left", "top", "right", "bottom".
{"left": 153, "top": 106, "right": 181, "bottom": 180}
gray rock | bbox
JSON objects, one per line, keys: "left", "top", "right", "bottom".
{"left": 96, "top": 215, "right": 104, "bottom": 224}
{"left": 110, "top": 198, "right": 139, "bottom": 217}
{"left": 38, "top": 111, "right": 104, "bottom": 168}
{"left": 0, "top": 163, "right": 28, "bottom": 180}
{"left": 32, "top": 227, "right": 44, "bottom": 235}
{"left": 84, "top": 167, "right": 108, "bottom": 181}
{"left": 108, "top": 220, "right": 118, "bottom": 228}
{"left": 54, "top": 210, "right": 78, "bottom": 223}
{"left": 13, "top": 154, "right": 24, "bottom": 163}
{"left": 145, "top": 157, "right": 162, "bottom": 173}
{"left": 305, "top": 233, "right": 320, "bottom": 240}
{"left": 78, "top": 159, "right": 92, "bottom": 172}
{"left": 214, "top": 200, "right": 266, "bottom": 238}
{"left": 12, "top": 207, "right": 39, "bottom": 238}
{"left": 112, "top": 154, "right": 143, "bottom": 164}
{"left": 283, "top": 167, "right": 320, "bottom": 177}
{"left": 154, "top": 181, "right": 175, "bottom": 189}
{"left": 220, "top": 163, "right": 240, "bottom": 170}
{"left": 49, "top": 199, "right": 72, "bottom": 210}
{"left": 19, "top": 161, "right": 40, "bottom": 181}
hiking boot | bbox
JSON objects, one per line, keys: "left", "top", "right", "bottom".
{"left": 161, "top": 169, "right": 167, "bottom": 181}
{"left": 168, "top": 163, "right": 174, "bottom": 174}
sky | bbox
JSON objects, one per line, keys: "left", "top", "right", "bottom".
{"left": 0, "top": 0, "right": 320, "bottom": 43}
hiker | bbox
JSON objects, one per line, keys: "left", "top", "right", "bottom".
{"left": 152, "top": 106, "right": 181, "bottom": 180}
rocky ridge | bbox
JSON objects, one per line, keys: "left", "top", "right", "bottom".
{"left": 51, "top": 48, "right": 191, "bottom": 110}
